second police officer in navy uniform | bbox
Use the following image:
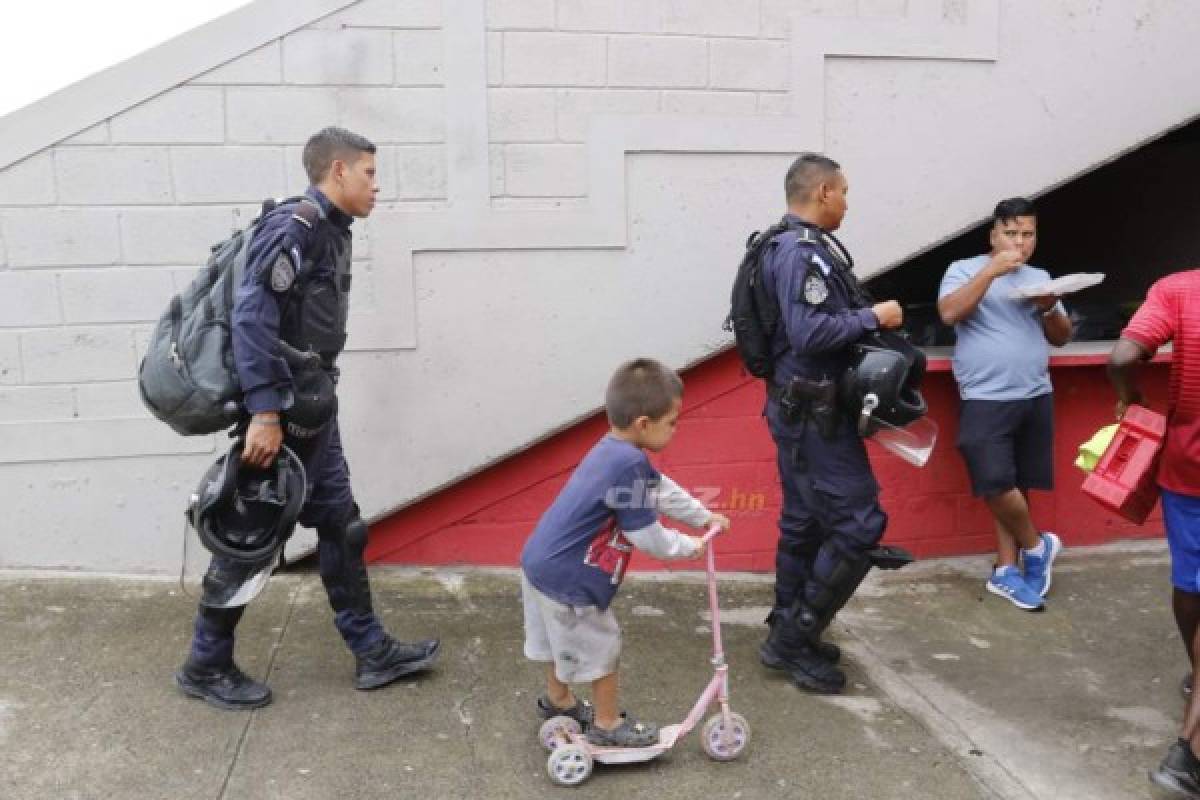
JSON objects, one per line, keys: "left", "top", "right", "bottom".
{"left": 757, "top": 153, "right": 908, "bottom": 694}
{"left": 175, "top": 127, "right": 441, "bottom": 710}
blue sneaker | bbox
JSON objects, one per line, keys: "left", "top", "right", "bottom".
{"left": 986, "top": 566, "right": 1045, "bottom": 611}
{"left": 1023, "top": 532, "right": 1063, "bottom": 598}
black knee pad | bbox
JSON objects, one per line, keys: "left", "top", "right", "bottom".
{"left": 822, "top": 544, "right": 871, "bottom": 591}
{"left": 317, "top": 514, "right": 373, "bottom": 615}
{"left": 317, "top": 510, "right": 367, "bottom": 547}
{"left": 824, "top": 545, "right": 871, "bottom": 597}
{"left": 343, "top": 516, "right": 368, "bottom": 554}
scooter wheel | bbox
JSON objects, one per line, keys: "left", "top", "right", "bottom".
{"left": 547, "top": 743, "right": 593, "bottom": 786}
{"left": 538, "top": 715, "right": 581, "bottom": 751}
{"left": 700, "top": 712, "right": 750, "bottom": 761}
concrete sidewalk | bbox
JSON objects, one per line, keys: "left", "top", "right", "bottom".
{"left": 0, "top": 541, "right": 1186, "bottom": 800}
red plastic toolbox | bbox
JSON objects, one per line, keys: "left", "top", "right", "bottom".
{"left": 1081, "top": 404, "right": 1167, "bottom": 524}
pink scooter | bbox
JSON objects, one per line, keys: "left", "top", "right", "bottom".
{"left": 538, "top": 524, "right": 751, "bottom": 786}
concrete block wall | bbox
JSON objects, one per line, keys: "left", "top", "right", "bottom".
{"left": 3, "top": 0, "right": 1200, "bottom": 573}
{"left": 0, "top": 0, "right": 447, "bottom": 431}
{"left": 0, "top": 0, "right": 448, "bottom": 570}
{"left": 484, "top": 2, "right": 833, "bottom": 200}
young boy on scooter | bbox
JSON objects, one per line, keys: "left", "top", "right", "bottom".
{"left": 521, "top": 358, "right": 731, "bottom": 748}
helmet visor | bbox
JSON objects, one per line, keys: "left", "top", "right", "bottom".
{"left": 868, "top": 414, "right": 939, "bottom": 468}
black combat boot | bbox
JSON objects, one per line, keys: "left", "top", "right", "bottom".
{"left": 762, "top": 609, "right": 840, "bottom": 664}
{"left": 355, "top": 634, "right": 442, "bottom": 690}
{"left": 175, "top": 660, "right": 272, "bottom": 710}
{"left": 759, "top": 615, "right": 846, "bottom": 694}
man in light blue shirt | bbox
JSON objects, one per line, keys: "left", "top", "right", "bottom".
{"left": 938, "top": 197, "right": 1073, "bottom": 611}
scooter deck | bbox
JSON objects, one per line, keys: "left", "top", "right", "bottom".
{"left": 563, "top": 724, "right": 683, "bottom": 764}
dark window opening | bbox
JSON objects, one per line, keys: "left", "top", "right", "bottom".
{"left": 866, "top": 115, "right": 1200, "bottom": 346}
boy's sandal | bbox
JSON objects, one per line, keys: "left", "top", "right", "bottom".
{"left": 586, "top": 716, "right": 659, "bottom": 748}
{"left": 537, "top": 695, "right": 595, "bottom": 727}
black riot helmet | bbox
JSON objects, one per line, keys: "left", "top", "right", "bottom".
{"left": 279, "top": 342, "right": 337, "bottom": 440}
{"left": 840, "top": 331, "right": 928, "bottom": 437}
{"left": 188, "top": 439, "right": 307, "bottom": 564}
{"left": 285, "top": 363, "right": 337, "bottom": 439}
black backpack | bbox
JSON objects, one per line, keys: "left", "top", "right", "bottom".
{"left": 723, "top": 218, "right": 795, "bottom": 379}
{"left": 138, "top": 196, "right": 323, "bottom": 436}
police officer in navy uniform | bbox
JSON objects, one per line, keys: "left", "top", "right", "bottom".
{"left": 757, "top": 153, "right": 906, "bottom": 693}
{"left": 176, "top": 127, "right": 440, "bottom": 710}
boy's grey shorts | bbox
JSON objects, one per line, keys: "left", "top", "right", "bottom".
{"left": 521, "top": 574, "right": 621, "bottom": 684}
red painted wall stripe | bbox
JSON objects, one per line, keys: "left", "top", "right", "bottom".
{"left": 368, "top": 350, "right": 1171, "bottom": 571}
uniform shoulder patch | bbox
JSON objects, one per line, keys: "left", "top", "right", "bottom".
{"left": 269, "top": 251, "right": 297, "bottom": 292}
{"left": 802, "top": 268, "right": 829, "bottom": 305}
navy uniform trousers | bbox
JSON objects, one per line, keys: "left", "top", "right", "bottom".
{"left": 766, "top": 399, "right": 887, "bottom": 620}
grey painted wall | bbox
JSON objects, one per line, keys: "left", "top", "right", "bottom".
{"left": 1, "top": 0, "right": 1199, "bottom": 572}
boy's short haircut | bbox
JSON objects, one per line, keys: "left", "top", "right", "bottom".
{"left": 303, "top": 126, "right": 377, "bottom": 184}
{"left": 991, "top": 196, "right": 1037, "bottom": 227}
{"left": 605, "top": 358, "right": 684, "bottom": 428}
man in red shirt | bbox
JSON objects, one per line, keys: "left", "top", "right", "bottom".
{"left": 1108, "top": 269, "right": 1200, "bottom": 798}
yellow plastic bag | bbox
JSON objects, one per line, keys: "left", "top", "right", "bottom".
{"left": 1075, "top": 424, "right": 1118, "bottom": 473}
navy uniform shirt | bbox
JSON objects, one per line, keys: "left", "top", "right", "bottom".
{"left": 231, "top": 186, "right": 354, "bottom": 414}
{"left": 762, "top": 214, "right": 878, "bottom": 385}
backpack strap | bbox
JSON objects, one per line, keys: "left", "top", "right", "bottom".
{"left": 227, "top": 230, "right": 252, "bottom": 310}
{"left": 819, "top": 229, "right": 872, "bottom": 305}
{"left": 755, "top": 216, "right": 815, "bottom": 293}
{"left": 754, "top": 217, "right": 837, "bottom": 383}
